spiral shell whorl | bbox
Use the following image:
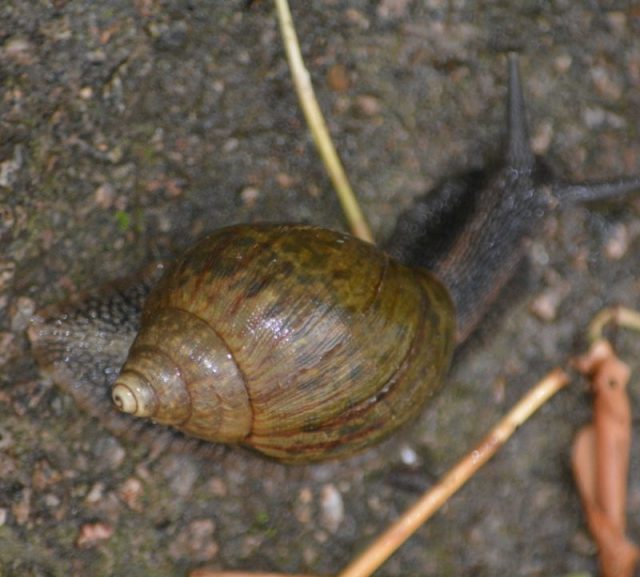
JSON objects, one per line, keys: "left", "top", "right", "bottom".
{"left": 113, "top": 307, "right": 252, "bottom": 442}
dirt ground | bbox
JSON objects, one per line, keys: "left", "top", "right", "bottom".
{"left": 1, "top": 1, "right": 640, "bottom": 576}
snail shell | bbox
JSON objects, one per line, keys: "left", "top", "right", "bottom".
{"left": 112, "top": 224, "right": 454, "bottom": 462}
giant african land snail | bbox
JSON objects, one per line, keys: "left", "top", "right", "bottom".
{"left": 29, "top": 55, "right": 640, "bottom": 463}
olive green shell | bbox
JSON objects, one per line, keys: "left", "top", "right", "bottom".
{"left": 113, "top": 224, "right": 455, "bottom": 462}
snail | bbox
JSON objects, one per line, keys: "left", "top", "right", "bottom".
{"left": 28, "top": 55, "right": 640, "bottom": 463}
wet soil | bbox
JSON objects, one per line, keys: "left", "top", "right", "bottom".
{"left": 1, "top": 2, "right": 640, "bottom": 576}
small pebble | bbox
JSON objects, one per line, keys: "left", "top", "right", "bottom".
{"left": 295, "top": 487, "right": 313, "bottom": 524}
{"left": 531, "top": 120, "right": 553, "bottom": 155}
{"left": 553, "top": 53, "right": 572, "bottom": 74}
{"left": 94, "top": 183, "right": 115, "bottom": 209}
{"left": 604, "top": 223, "right": 630, "bottom": 260}
{"left": 240, "top": 186, "right": 260, "bottom": 208}
{"left": 85, "top": 482, "right": 106, "bottom": 504}
{"left": 327, "top": 64, "right": 350, "bottom": 92}
{"left": 356, "top": 95, "right": 382, "bottom": 117}
{"left": 223, "top": 138, "right": 239, "bottom": 153}
{"left": 118, "top": 477, "right": 144, "bottom": 512}
{"left": 169, "top": 519, "right": 218, "bottom": 562}
{"left": 44, "top": 494, "right": 61, "bottom": 509}
{"left": 583, "top": 106, "right": 607, "bottom": 129}
{"left": 76, "top": 522, "right": 114, "bottom": 548}
{"left": 275, "top": 172, "right": 296, "bottom": 188}
{"left": 399, "top": 445, "right": 419, "bottom": 466}
{"left": 207, "top": 477, "right": 228, "bottom": 498}
{"left": 319, "top": 484, "right": 344, "bottom": 533}
{"left": 3, "top": 37, "right": 34, "bottom": 65}
{"left": 86, "top": 49, "right": 107, "bottom": 63}
{"left": 529, "top": 280, "right": 569, "bottom": 322}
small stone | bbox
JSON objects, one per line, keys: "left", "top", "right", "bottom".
{"left": 319, "top": 484, "right": 344, "bottom": 533}
{"left": 86, "top": 49, "right": 107, "bottom": 63}
{"left": 207, "top": 477, "right": 228, "bottom": 498}
{"left": 223, "top": 138, "right": 239, "bottom": 153}
{"left": 399, "top": 445, "right": 419, "bottom": 466}
{"left": 169, "top": 519, "right": 218, "bottom": 562}
{"left": 295, "top": 487, "right": 313, "bottom": 524}
{"left": 604, "top": 223, "right": 630, "bottom": 260}
{"left": 44, "top": 494, "right": 61, "bottom": 509}
{"left": 85, "top": 482, "right": 105, "bottom": 504}
{"left": 553, "top": 54, "right": 572, "bottom": 74}
{"left": 327, "top": 64, "right": 350, "bottom": 92}
{"left": 275, "top": 173, "right": 296, "bottom": 188}
{"left": 76, "top": 522, "right": 114, "bottom": 548}
{"left": 118, "top": 477, "right": 144, "bottom": 511}
{"left": 94, "top": 183, "right": 115, "bottom": 209}
{"left": 531, "top": 120, "right": 553, "bottom": 155}
{"left": 3, "top": 37, "right": 34, "bottom": 65}
{"left": 356, "top": 95, "right": 382, "bottom": 117}
{"left": 240, "top": 186, "right": 260, "bottom": 208}
{"left": 530, "top": 283, "right": 569, "bottom": 322}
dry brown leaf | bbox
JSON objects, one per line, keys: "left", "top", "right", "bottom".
{"left": 572, "top": 339, "right": 639, "bottom": 577}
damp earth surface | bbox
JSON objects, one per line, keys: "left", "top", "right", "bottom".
{"left": 1, "top": 2, "right": 640, "bottom": 576}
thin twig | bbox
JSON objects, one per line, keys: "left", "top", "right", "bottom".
{"left": 336, "top": 368, "right": 570, "bottom": 577}
{"left": 273, "top": 0, "right": 374, "bottom": 243}
{"left": 588, "top": 306, "right": 640, "bottom": 342}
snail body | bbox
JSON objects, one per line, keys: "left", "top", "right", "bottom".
{"left": 28, "top": 55, "right": 640, "bottom": 463}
